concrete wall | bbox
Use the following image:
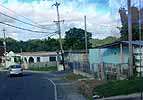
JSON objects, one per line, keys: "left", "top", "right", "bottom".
{"left": 89, "top": 47, "right": 129, "bottom": 72}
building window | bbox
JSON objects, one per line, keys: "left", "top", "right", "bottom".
{"left": 29, "top": 57, "right": 34, "bottom": 63}
{"left": 49, "top": 56, "right": 56, "bottom": 62}
{"left": 37, "top": 57, "right": 40, "bottom": 62}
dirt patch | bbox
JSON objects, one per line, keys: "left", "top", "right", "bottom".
{"left": 76, "top": 80, "right": 105, "bottom": 100}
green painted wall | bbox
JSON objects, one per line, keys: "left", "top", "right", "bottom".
{"left": 89, "top": 47, "right": 129, "bottom": 71}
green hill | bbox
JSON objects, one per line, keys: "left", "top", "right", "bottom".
{"left": 90, "top": 36, "right": 118, "bottom": 47}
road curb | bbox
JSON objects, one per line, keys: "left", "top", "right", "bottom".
{"left": 46, "top": 78, "right": 57, "bottom": 100}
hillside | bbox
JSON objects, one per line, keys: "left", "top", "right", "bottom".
{"left": 90, "top": 36, "right": 118, "bottom": 47}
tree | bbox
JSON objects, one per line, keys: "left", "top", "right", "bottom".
{"left": 120, "top": 24, "right": 143, "bottom": 41}
{"left": 64, "top": 27, "right": 92, "bottom": 50}
{"left": 0, "top": 37, "right": 60, "bottom": 53}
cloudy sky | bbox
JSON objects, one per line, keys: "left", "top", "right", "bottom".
{"left": 0, "top": 0, "right": 141, "bottom": 40}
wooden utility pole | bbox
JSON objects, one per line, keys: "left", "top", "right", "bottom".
{"left": 52, "top": 2, "right": 65, "bottom": 70}
{"left": 139, "top": 0, "right": 142, "bottom": 78}
{"left": 139, "top": 0, "right": 143, "bottom": 99}
{"left": 84, "top": 16, "right": 88, "bottom": 55}
{"left": 128, "top": 0, "right": 133, "bottom": 77}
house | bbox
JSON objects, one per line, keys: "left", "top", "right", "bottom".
{"left": 19, "top": 52, "right": 58, "bottom": 69}
{"left": 0, "top": 46, "right": 4, "bottom": 66}
{"left": 89, "top": 41, "right": 143, "bottom": 80}
{"left": 20, "top": 52, "right": 58, "bottom": 63}
{"left": 5, "top": 51, "right": 22, "bottom": 68}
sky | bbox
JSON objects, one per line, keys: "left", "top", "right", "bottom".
{"left": 0, "top": 0, "right": 141, "bottom": 41}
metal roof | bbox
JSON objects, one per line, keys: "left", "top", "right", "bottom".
{"left": 94, "top": 41, "right": 143, "bottom": 48}
{"left": 122, "top": 41, "right": 143, "bottom": 46}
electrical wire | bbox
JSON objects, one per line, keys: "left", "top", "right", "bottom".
{"left": 0, "top": 11, "right": 52, "bottom": 30}
{"left": 0, "top": 21, "right": 57, "bottom": 34}
{"left": 0, "top": 4, "right": 55, "bottom": 28}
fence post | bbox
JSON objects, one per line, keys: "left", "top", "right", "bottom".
{"left": 117, "top": 64, "right": 121, "bottom": 80}
{"left": 97, "top": 64, "right": 100, "bottom": 80}
{"left": 101, "top": 62, "right": 105, "bottom": 80}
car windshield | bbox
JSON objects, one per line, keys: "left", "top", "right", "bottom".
{"left": 10, "top": 65, "right": 21, "bottom": 68}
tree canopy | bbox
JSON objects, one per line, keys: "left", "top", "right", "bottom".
{"left": 64, "top": 27, "right": 92, "bottom": 50}
{"left": 120, "top": 24, "right": 143, "bottom": 41}
{"left": 0, "top": 37, "right": 59, "bottom": 53}
{"left": 0, "top": 27, "right": 120, "bottom": 53}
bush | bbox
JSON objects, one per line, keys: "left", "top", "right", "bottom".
{"left": 93, "top": 78, "right": 143, "bottom": 97}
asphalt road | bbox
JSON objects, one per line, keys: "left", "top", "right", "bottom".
{"left": 0, "top": 71, "right": 56, "bottom": 100}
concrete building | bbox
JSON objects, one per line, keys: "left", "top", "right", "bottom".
{"left": 5, "top": 51, "right": 22, "bottom": 68}
{"left": 20, "top": 52, "right": 58, "bottom": 64}
{"left": 19, "top": 52, "right": 58, "bottom": 69}
{"left": 89, "top": 41, "right": 143, "bottom": 80}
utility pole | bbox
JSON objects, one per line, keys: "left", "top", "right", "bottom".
{"left": 139, "top": 0, "right": 142, "bottom": 99}
{"left": 139, "top": 0, "right": 142, "bottom": 78}
{"left": 2, "top": 28, "right": 6, "bottom": 68}
{"left": 52, "top": 2, "right": 65, "bottom": 70}
{"left": 84, "top": 16, "right": 88, "bottom": 55}
{"left": 128, "top": 0, "right": 133, "bottom": 77}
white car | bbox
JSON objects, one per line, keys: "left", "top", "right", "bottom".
{"left": 9, "top": 65, "right": 23, "bottom": 76}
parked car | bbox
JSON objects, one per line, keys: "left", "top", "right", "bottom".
{"left": 8, "top": 64, "right": 23, "bottom": 76}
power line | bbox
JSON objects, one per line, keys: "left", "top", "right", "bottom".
{"left": 0, "top": 11, "right": 51, "bottom": 30}
{"left": 0, "top": 4, "right": 55, "bottom": 28}
{"left": 0, "top": 21, "right": 57, "bottom": 34}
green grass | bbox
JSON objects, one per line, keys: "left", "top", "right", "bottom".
{"left": 28, "top": 66, "right": 57, "bottom": 72}
{"left": 62, "top": 73, "right": 87, "bottom": 80}
{"left": 93, "top": 78, "right": 143, "bottom": 98}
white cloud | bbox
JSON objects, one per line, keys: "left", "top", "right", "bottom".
{"left": 0, "top": 0, "right": 124, "bottom": 40}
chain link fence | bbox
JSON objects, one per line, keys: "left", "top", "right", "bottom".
{"left": 67, "top": 61, "right": 129, "bottom": 80}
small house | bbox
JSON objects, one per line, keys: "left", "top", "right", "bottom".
{"left": 89, "top": 41, "right": 143, "bottom": 80}
{"left": 5, "top": 51, "right": 22, "bottom": 68}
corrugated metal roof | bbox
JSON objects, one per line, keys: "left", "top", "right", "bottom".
{"left": 94, "top": 41, "right": 143, "bottom": 48}
{"left": 122, "top": 41, "right": 143, "bottom": 46}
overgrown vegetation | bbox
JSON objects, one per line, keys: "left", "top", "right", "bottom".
{"left": 28, "top": 66, "right": 57, "bottom": 72}
{"left": 77, "top": 80, "right": 105, "bottom": 100}
{"left": 93, "top": 78, "right": 143, "bottom": 98}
